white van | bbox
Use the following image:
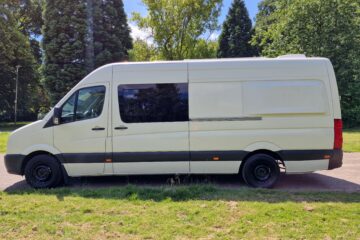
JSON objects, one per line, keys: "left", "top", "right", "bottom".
{"left": 5, "top": 55, "right": 343, "bottom": 188}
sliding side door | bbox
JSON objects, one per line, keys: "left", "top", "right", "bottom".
{"left": 111, "top": 63, "right": 190, "bottom": 174}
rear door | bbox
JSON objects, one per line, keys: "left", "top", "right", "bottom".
{"left": 111, "top": 63, "right": 190, "bottom": 174}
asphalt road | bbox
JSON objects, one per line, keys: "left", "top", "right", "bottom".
{"left": 1, "top": 153, "right": 359, "bottom": 192}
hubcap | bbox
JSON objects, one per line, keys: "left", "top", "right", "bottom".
{"left": 33, "top": 165, "right": 52, "bottom": 182}
{"left": 254, "top": 165, "right": 271, "bottom": 181}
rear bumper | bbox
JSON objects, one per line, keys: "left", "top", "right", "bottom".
{"left": 4, "top": 154, "right": 24, "bottom": 175}
{"left": 328, "top": 149, "right": 343, "bottom": 170}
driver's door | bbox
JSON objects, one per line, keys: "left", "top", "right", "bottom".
{"left": 54, "top": 83, "right": 109, "bottom": 176}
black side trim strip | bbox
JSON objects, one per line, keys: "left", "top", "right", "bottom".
{"left": 59, "top": 153, "right": 106, "bottom": 164}
{"left": 277, "top": 150, "right": 334, "bottom": 161}
{"left": 50, "top": 150, "right": 338, "bottom": 164}
{"left": 191, "top": 151, "right": 248, "bottom": 161}
{"left": 113, "top": 152, "right": 189, "bottom": 163}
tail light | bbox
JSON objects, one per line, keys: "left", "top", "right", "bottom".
{"left": 334, "top": 119, "right": 343, "bottom": 149}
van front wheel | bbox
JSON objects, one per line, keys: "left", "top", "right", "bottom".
{"left": 24, "top": 155, "right": 62, "bottom": 189}
{"left": 242, "top": 154, "right": 280, "bottom": 188}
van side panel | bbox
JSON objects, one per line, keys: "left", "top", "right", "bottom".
{"left": 111, "top": 62, "right": 190, "bottom": 175}
{"left": 242, "top": 80, "right": 329, "bottom": 115}
{"left": 188, "top": 59, "right": 334, "bottom": 174}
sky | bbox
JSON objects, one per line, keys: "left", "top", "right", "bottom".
{"left": 123, "top": 0, "right": 261, "bottom": 41}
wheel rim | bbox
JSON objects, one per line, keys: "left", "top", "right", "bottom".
{"left": 254, "top": 165, "right": 271, "bottom": 181}
{"left": 33, "top": 165, "right": 52, "bottom": 182}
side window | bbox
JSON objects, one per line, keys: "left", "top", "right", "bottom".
{"left": 60, "top": 86, "right": 105, "bottom": 123}
{"left": 118, "top": 83, "right": 189, "bottom": 123}
{"left": 61, "top": 93, "right": 76, "bottom": 123}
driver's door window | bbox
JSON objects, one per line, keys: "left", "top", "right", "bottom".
{"left": 60, "top": 86, "right": 105, "bottom": 124}
{"left": 61, "top": 94, "right": 76, "bottom": 123}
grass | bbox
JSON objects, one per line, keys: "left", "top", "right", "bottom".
{"left": 343, "top": 128, "right": 360, "bottom": 152}
{"left": 0, "top": 185, "right": 359, "bottom": 239}
{"left": 0, "top": 132, "right": 10, "bottom": 153}
{"left": 1, "top": 123, "right": 360, "bottom": 153}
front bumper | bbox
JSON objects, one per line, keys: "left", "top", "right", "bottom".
{"left": 4, "top": 154, "right": 24, "bottom": 175}
{"left": 328, "top": 149, "right": 343, "bottom": 170}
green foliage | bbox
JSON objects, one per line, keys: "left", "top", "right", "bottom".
{"left": 0, "top": 2, "right": 44, "bottom": 121}
{"left": 132, "top": 0, "right": 222, "bottom": 60}
{"left": 191, "top": 39, "right": 218, "bottom": 59}
{"left": 5, "top": 0, "right": 44, "bottom": 64}
{"left": 42, "top": 0, "right": 88, "bottom": 105}
{"left": 43, "top": 0, "right": 132, "bottom": 105}
{"left": 129, "top": 38, "right": 218, "bottom": 61}
{"left": 92, "top": 0, "right": 132, "bottom": 68}
{"left": 252, "top": 0, "right": 360, "bottom": 127}
{"left": 129, "top": 39, "right": 158, "bottom": 62}
{"left": 218, "top": 0, "right": 256, "bottom": 58}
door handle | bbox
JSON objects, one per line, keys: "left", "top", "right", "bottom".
{"left": 92, "top": 127, "right": 105, "bottom": 131}
{"left": 114, "top": 126, "right": 128, "bottom": 130}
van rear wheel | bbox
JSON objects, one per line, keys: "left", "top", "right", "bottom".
{"left": 24, "top": 155, "right": 62, "bottom": 189}
{"left": 242, "top": 154, "right": 280, "bottom": 188}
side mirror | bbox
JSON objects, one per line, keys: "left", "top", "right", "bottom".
{"left": 53, "top": 107, "right": 61, "bottom": 125}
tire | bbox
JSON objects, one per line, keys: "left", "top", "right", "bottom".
{"left": 24, "top": 155, "right": 63, "bottom": 189}
{"left": 242, "top": 154, "right": 280, "bottom": 188}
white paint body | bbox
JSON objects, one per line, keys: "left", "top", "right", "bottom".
{"left": 6, "top": 56, "right": 342, "bottom": 176}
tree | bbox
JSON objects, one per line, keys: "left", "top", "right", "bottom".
{"left": 250, "top": 0, "right": 279, "bottom": 54}
{"left": 0, "top": 3, "right": 41, "bottom": 121}
{"left": 217, "top": 0, "right": 256, "bottom": 58}
{"left": 43, "top": 0, "right": 132, "bottom": 104}
{"left": 42, "top": 0, "right": 87, "bottom": 105}
{"left": 92, "top": 0, "right": 132, "bottom": 68}
{"left": 6, "top": 0, "right": 44, "bottom": 64}
{"left": 191, "top": 39, "right": 218, "bottom": 59}
{"left": 252, "top": 0, "right": 360, "bottom": 127}
{"left": 132, "top": 0, "right": 222, "bottom": 60}
{"left": 129, "top": 39, "right": 158, "bottom": 62}
{"left": 129, "top": 38, "right": 218, "bottom": 61}
{"left": 85, "top": 0, "right": 95, "bottom": 72}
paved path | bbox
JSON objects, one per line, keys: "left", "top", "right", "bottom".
{"left": 1, "top": 153, "right": 359, "bottom": 192}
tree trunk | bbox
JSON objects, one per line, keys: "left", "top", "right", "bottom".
{"left": 85, "top": 0, "right": 95, "bottom": 73}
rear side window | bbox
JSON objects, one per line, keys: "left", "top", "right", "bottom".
{"left": 60, "top": 86, "right": 105, "bottom": 123}
{"left": 118, "top": 83, "right": 189, "bottom": 123}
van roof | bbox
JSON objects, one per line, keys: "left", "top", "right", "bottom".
{"left": 107, "top": 55, "right": 327, "bottom": 66}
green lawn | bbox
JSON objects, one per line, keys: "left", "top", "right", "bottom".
{"left": 0, "top": 132, "right": 10, "bottom": 153}
{"left": 343, "top": 128, "right": 360, "bottom": 152}
{"left": 0, "top": 186, "right": 358, "bottom": 239}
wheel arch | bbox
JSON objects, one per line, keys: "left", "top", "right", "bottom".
{"left": 21, "top": 151, "right": 62, "bottom": 175}
{"left": 240, "top": 149, "right": 284, "bottom": 174}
